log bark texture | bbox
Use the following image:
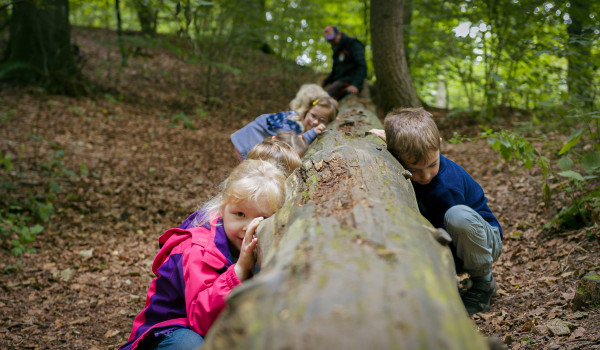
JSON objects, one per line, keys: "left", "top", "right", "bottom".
{"left": 204, "top": 94, "right": 489, "bottom": 350}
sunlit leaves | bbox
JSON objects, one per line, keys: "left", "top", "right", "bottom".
{"left": 582, "top": 150, "right": 600, "bottom": 174}
{"left": 557, "top": 156, "right": 574, "bottom": 171}
{"left": 558, "top": 169, "right": 585, "bottom": 181}
{"left": 487, "top": 130, "right": 537, "bottom": 169}
{"left": 559, "top": 128, "right": 582, "bottom": 155}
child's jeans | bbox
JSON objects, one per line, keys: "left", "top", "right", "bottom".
{"left": 148, "top": 328, "right": 204, "bottom": 350}
{"left": 444, "top": 205, "right": 502, "bottom": 278}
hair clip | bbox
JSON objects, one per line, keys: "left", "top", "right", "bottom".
{"left": 312, "top": 98, "right": 320, "bottom": 106}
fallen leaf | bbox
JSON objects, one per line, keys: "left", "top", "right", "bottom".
{"left": 78, "top": 248, "right": 94, "bottom": 258}
{"left": 568, "top": 326, "right": 585, "bottom": 339}
{"left": 104, "top": 329, "right": 120, "bottom": 338}
{"left": 538, "top": 276, "right": 559, "bottom": 285}
{"left": 561, "top": 291, "right": 575, "bottom": 300}
{"left": 571, "top": 311, "right": 588, "bottom": 320}
{"left": 68, "top": 317, "right": 90, "bottom": 325}
{"left": 534, "top": 324, "right": 548, "bottom": 335}
{"left": 60, "top": 268, "right": 73, "bottom": 282}
{"left": 546, "top": 319, "right": 571, "bottom": 336}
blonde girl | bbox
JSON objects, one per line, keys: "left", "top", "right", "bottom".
{"left": 120, "top": 160, "right": 286, "bottom": 350}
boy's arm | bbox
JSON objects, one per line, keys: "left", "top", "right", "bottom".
{"left": 368, "top": 128, "right": 386, "bottom": 142}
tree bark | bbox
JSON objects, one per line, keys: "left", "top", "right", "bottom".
{"left": 402, "top": 0, "right": 413, "bottom": 67}
{"left": 370, "top": 0, "right": 421, "bottom": 113}
{"left": 567, "top": 0, "right": 595, "bottom": 110}
{"left": 132, "top": 0, "right": 158, "bottom": 37}
{"left": 2, "top": 0, "right": 86, "bottom": 95}
{"left": 202, "top": 94, "right": 489, "bottom": 350}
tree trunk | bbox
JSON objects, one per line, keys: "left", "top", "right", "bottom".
{"left": 567, "top": 0, "right": 595, "bottom": 110}
{"left": 370, "top": 0, "right": 421, "bottom": 113}
{"left": 2, "top": 0, "right": 85, "bottom": 95}
{"left": 202, "top": 94, "right": 489, "bottom": 350}
{"left": 132, "top": 0, "right": 158, "bottom": 37}
{"left": 228, "top": 0, "right": 270, "bottom": 52}
{"left": 115, "top": 0, "right": 128, "bottom": 67}
{"left": 402, "top": 0, "right": 413, "bottom": 67}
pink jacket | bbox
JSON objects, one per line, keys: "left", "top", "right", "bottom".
{"left": 119, "top": 216, "right": 240, "bottom": 350}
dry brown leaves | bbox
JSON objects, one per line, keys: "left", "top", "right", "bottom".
{"left": 0, "top": 27, "right": 598, "bottom": 350}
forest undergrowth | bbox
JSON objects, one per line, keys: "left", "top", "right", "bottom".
{"left": 0, "top": 27, "right": 598, "bottom": 349}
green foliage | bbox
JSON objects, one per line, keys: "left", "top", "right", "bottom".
{"left": 484, "top": 128, "right": 538, "bottom": 169}
{"left": 545, "top": 190, "right": 600, "bottom": 229}
{"left": 409, "top": 0, "right": 599, "bottom": 112}
{"left": 0, "top": 139, "right": 83, "bottom": 256}
{"left": 454, "top": 107, "right": 600, "bottom": 231}
{"left": 169, "top": 112, "right": 195, "bottom": 130}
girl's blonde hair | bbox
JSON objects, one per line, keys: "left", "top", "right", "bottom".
{"left": 247, "top": 136, "right": 303, "bottom": 176}
{"left": 301, "top": 95, "right": 339, "bottom": 124}
{"left": 290, "top": 83, "right": 328, "bottom": 116}
{"left": 194, "top": 160, "right": 287, "bottom": 227}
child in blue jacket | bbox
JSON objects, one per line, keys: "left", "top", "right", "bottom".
{"left": 370, "top": 107, "right": 503, "bottom": 315}
{"left": 231, "top": 95, "right": 338, "bottom": 161}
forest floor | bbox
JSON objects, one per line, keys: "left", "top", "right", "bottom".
{"left": 0, "top": 27, "right": 599, "bottom": 350}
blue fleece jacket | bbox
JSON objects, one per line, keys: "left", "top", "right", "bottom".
{"left": 230, "top": 111, "right": 317, "bottom": 160}
{"left": 412, "top": 154, "right": 502, "bottom": 238}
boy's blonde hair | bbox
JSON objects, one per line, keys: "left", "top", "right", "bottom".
{"left": 290, "top": 83, "right": 329, "bottom": 116}
{"left": 383, "top": 107, "right": 440, "bottom": 164}
{"left": 301, "top": 95, "right": 339, "bottom": 124}
{"left": 273, "top": 130, "right": 308, "bottom": 157}
{"left": 247, "top": 136, "right": 303, "bottom": 176}
{"left": 195, "top": 160, "right": 286, "bottom": 227}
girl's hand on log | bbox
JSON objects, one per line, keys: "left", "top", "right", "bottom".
{"left": 234, "top": 217, "right": 263, "bottom": 282}
{"left": 314, "top": 123, "right": 327, "bottom": 134}
{"left": 368, "top": 128, "right": 386, "bottom": 142}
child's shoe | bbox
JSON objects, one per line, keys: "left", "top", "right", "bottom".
{"left": 461, "top": 276, "right": 497, "bottom": 314}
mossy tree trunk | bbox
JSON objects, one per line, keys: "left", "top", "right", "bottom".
{"left": 203, "top": 94, "right": 489, "bottom": 350}
{"left": 1, "top": 0, "right": 86, "bottom": 95}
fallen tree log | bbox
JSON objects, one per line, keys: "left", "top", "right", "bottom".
{"left": 204, "top": 94, "right": 490, "bottom": 349}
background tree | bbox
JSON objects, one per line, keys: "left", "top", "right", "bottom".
{"left": 370, "top": 0, "right": 421, "bottom": 112}
{"left": 1, "top": 0, "right": 85, "bottom": 94}
{"left": 131, "top": 0, "right": 159, "bottom": 37}
{"left": 566, "top": 0, "right": 597, "bottom": 110}
{"left": 228, "top": 0, "right": 270, "bottom": 53}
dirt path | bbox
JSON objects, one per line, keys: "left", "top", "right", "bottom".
{"left": 0, "top": 27, "right": 598, "bottom": 349}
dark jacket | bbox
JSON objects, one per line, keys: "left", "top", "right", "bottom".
{"left": 323, "top": 33, "right": 367, "bottom": 91}
{"left": 412, "top": 155, "right": 503, "bottom": 238}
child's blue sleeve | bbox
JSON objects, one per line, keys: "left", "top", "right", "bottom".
{"left": 302, "top": 129, "right": 318, "bottom": 144}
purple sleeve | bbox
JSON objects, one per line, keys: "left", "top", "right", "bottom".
{"left": 180, "top": 211, "right": 200, "bottom": 229}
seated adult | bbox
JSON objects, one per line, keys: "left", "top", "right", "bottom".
{"left": 321, "top": 25, "right": 367, "bottom": 100}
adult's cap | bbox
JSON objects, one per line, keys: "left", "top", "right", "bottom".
{"left": 323, "top": 26, "right": 339, "bottom": 41}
